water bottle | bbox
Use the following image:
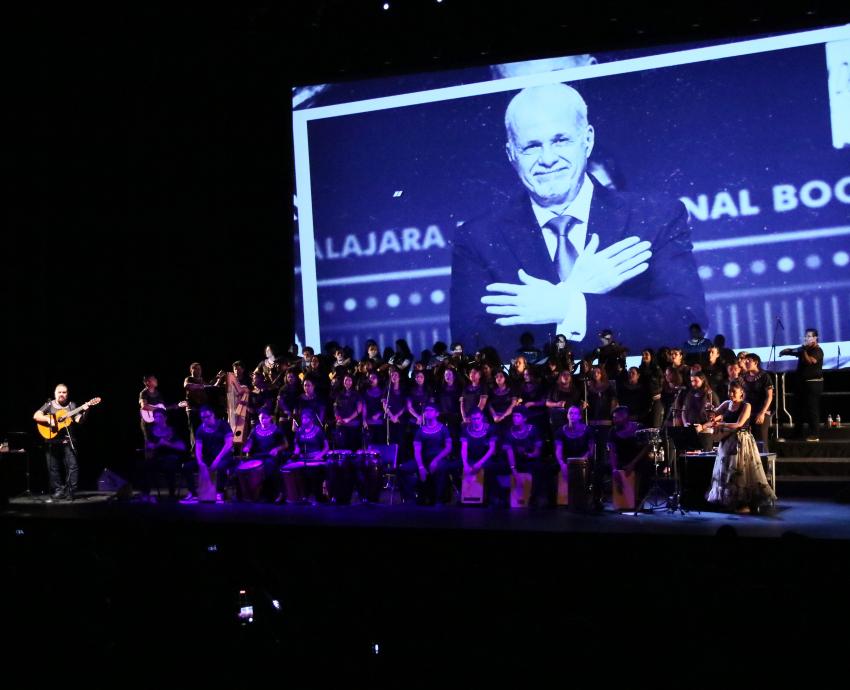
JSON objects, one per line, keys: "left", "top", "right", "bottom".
{"left": 827, "top": 414, "right": 833, "bottom": 429}
{"left": 836, "top": 414, "right": 842, "bottom": 428}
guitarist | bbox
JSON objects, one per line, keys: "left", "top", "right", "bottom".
{"left": 139, "top": 374, "right": 165, "bottom": 443}
{"left": 33, "top": 384, "right": 91, "bottom": 501}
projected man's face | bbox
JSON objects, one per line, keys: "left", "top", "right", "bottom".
{"left": 506, "top": 86, "right": 594, "bottom": 208}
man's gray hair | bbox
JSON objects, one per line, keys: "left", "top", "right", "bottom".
{"left": 504, "top": 83, "right": 589, "bottom": 143}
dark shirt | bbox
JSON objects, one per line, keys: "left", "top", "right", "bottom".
{"left": 461, "top": 425, "right": 496, "bottom": 463}
{"left": 743, "top": 370, "right": 773, "bottom": 414}
{"left": 407, "top": 386, "right": 430, "bottom": 420}
{"left": 139, "top": 388, "right": 164, "bottom": 408}
{"left": 184, "top": 376, "right": 208, "bottom": 409}
{"left": 609, "top": 426, "right": 643, "bottom": 469}
{"left": 295, "top": 394, "right": 326, "bottom": 425}
{"left": 385, "top": 387, "right": 407, "bottom": 418}
{"left": 503, "top": 425, "right": 542, "bottom": 462}
{"left": 294, "top": 426, "right": 327, "bottom": 456}
{"left": 334, "top": 390, "right": 362, "bottom": 426}
{"left": 414, "top": 424, "right": 451, "bottom": 463}
{"left": 363, "top": 387, "right": 387, "bottom": 424}
{"left": 586, "top": 383, "right": 616, "bottom": 421}
{"left": 196, "top": 419, "right": 233, "bottom": 465}
{"left": 246, "top": 427, "right": 287, "bottom": 457}
{"left": 489, "top": 386, "right": 516, "bottom": 417}
{"left": 461, "top": 383, "right": 489, "bottom": 418}
{"left": 682, "top": 388, "right": 717, "bottom": 426}
{"left": 438, "top": 383, "right": 462, "bottom": 417}
{"left": 797, "top": 346, "right": 824, "bottom": 380}
{"left": 554, "top": 425, "right": 594, "bottom": 458}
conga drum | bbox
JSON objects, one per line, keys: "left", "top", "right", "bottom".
{"left": 280, "top": 464, "right": 305, "bottom": 504}
{"left": 566, "top": 458, "right": 589, "bottom": 512}
{"left": 237, "top": 459, "right": 265, "bottom": 502}
{"left": 509, "top": 472, "right": 533, "bottom": 508}
{"left": 354, "top": 450, "right": 382, "bottom": 503}
{"left": 612, "top": 468, "right": 638, "bottom": 511}
{"left": 461, "top": 469, "right": 486, "bottom": 505}
{"left": 325, "top": 450, "right": 353, "bottom": 503}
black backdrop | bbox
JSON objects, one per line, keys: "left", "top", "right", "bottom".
{"left": 4, "top": 9, "right": 293, "bottom": 483}
{"left": 4, "top": 4, "right": 850, "bottom": 486}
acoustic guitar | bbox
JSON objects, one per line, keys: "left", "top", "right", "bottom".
{"left": 140, "top": 401, "right": 187, "bottom": 424}
{"left": 37, "top": 398, "right": 102, "bottom": 440}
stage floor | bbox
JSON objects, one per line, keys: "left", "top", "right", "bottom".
{"left": 5, "top": 491, "right": 850, "bottom": 541}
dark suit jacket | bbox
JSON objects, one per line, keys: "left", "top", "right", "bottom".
{"left": 450, "top": 177, "right": 707, "bottom": 359}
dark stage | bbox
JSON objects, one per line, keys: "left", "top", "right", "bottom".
{"left": 3, "top": 486, "right": 850, "bottom": 684}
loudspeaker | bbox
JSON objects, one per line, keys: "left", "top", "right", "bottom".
{"left": 97, "top": 468, "right": 132, "bottom": 500}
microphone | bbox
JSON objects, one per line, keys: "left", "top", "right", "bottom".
{"left": 776, "top": 317, "right": 784, "bottom": 330}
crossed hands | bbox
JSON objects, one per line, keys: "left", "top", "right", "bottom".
{"left": 482, "top": 234, "right": 651, "bottom": 326}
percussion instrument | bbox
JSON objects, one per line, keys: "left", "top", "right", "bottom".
{"left": 461, "top": 468, "right": 486, "bottom": 505}
{"left": 326, "top": 450, "right": 354, "bottom": 503}
{"left": 197, "top": 460, "right": 218, "bottom": 502}
{"left": 612, "top": 468, "right": 638, "bottom": 511}
{"left": 279, "top": 464, "right": 305, "bottom": 503}
{"left": 354, "top": 450, "right": 382, "bottom": 503}
{"left": 236, "top": 459, "right": 265, "bottom": 502}
{"left": 509, "top": 471, "right": 533, "bottom": 508}
{"left": 635, "top": 427, "right": 662, "bottom": 444}
{"left": 566, "top": 458, "right": 589, "bottom": 511}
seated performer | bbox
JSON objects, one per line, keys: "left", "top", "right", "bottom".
{"left": 461, "top": 408, "right": 499, "bottom": 504}
{"left": 283, "top": 409, "right": 329, "bottom": 504}
{"left": 242, "top": 408, "right": 289, "bottom": 502}
{"left": 503, "top": 406, "right": 552, "bottom": 507}
{"left": 141, "top": 408, "right": 186, "bottom": 503}
{"left": 398, "top": 401, "right": 454, "bottom": 505}
{"left": 607, "top": 406, "right": 652, "bottom": 509}
{"left": 182, "top": 406, "right": 234, "bottom": 504}
{"left": 705, "top": 381, "right": 776, "bottom": 513}
{"left": 554, "top": 404, "right": 596, "bottom": 482}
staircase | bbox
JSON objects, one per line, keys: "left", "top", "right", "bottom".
{"left": 774, "top": 426, "right": 850, "bottom": 500}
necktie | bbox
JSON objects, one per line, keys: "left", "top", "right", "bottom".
{"left": 546, "top": 215, "right": 578, "bottom": 282}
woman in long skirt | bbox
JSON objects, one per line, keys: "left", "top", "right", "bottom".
{"left": 705, "top": 381, "right": 776, "bottom": 513}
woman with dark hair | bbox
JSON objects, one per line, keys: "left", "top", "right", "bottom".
{"left": 554, "top": 405, "right": 595, "bottom": 501}
{"left": 332, "top": 374, "right": 363, "bottom": 451}
{"left": 546, "top": 369, "right": 584, "bottom": 432}
{"left": 487, "top": 369, "right": 517, "bottom": 433}
{"left": 617, "top": 367, "right": 652, "bottom": 425}
{"left": 384, "top": 367, "right": 408, "bottom": 453}
{"left": 362, "top": 371, "right": 388, "bottom": 445}
{"left": 661, "top": 366, "right": 685, "bottom": 427}
{"left": 283, "top": 409, "right": 329, "bottom": 504}
{"left": 586, "top": 367, "right": 617, "bottom": 424}
{"left": 706, "top": 381, "right": 775, "bottom": 513}
{"left": 517, "top": 367, "right": 547, "bottom": 434}
{"left": 363, "top": 339, "right": 383, "bottom": 367}
{"left": 503, "top": 406, "right": 552, "bottom": 507}
{"left": 681, "top": 370, "right": 718, "bottom": 451}
{"left": 438, "top": 367, "right": 464, "bottom": 439}
{"left": 388, "top": 339, "right": 413, "bottom": 376}
{"left": 242, "top": 408, "right": 288, "bottom": 502}
{"left": 294, "top": 377, "right": 326, "bottom": 429}
{"left": 585, "top": 366, "right": 618, "bottom": 508}
{"left": 461, "top": 366, "right": 489, "bottom": 425}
